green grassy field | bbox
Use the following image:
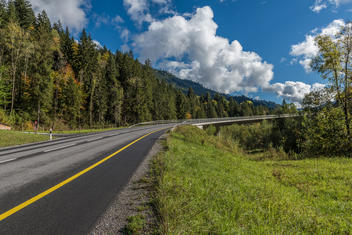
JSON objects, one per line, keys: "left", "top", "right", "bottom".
{"left": 0, "top": 127, "right": 128, "bottom": 148}
{"left": 153, "top": 126, "right": 352, "bottom": 234}
{"left": 0, "top": 130, "right": 50, "bottom": 147}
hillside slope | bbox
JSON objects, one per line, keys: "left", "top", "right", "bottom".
{"left": 154, "top": 70, "right": 279, "bottom": 109}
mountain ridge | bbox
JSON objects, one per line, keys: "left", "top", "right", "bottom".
{"left": 154, "top": 70, "right": 279, "bottom": 109}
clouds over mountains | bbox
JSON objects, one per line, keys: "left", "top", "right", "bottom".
{"left": 29, "top": 0, "right": 329, "bottom": 104}
{"left": 134, "top": 6, "right": 274, "bottom": 95}
{"left": 264, "top": 82, "right": 325, "bottom": 105}
{"left": 132, "top": 5, "right": 324, "bottom": 104}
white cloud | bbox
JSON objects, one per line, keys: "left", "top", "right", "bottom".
{"left": 113, "top": 15, "right": 124, "bottom": 24}
{"left": 131, "top": 5, "right": 323, "bottom": 104}
{"left": 94, "top": 15, "right": 109, "bottom": 28}
{"left": 123, "top": 0, "right": 154, "bottom": 25}
{"left": 28, "top": 0, "right": 88, "bottom": 31}
{"left": 123, "top": 0, "right": 174, "bottom": 25}
{"left": 311, "top": 2, "right": 327, "bottom": 12}
{"left": 290, "top": 19, "right": 345, "bottom": 72}
{"left": 93, "top": 14, "right": 125, "bottom": 31}
{"left": 264, "top": 81, "right": 325, "bottom": 103}
{"left": 92, "top": 40, "right": 102, "bottom": 49}
{"left": 134, "top": 6, "right": 274, "bottom": 94}
{"left": 310, "top": 0, "right": 352, "bottom": 12}
{"left": 151, "top": 0, "right": 168, "bottom": 3}
{"left": 121, "top": 28, "right": 130, "bottom": 42}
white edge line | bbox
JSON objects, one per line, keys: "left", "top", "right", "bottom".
{"left": 44, "top": 144, "right": 76, "bottom": 153}
{"left": 0, "top": 158, "right": 17, "bottom": 164}
{"left": 87, "top": 137, "right": 103, "bottom": 142}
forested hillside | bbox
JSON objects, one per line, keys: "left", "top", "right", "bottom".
{"left": 154, "top": 70, "right": 279, "bottom": 109}
{"left": 0, "top": 0, "right": 274, "bottom": 130}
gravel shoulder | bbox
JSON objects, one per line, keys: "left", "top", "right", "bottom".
{"left": 89, "top": 133, "right": 166, "bottom": 234}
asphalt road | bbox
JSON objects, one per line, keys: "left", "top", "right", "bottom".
{"left": 0, "top": 124, "right": 174, "bottom": 234}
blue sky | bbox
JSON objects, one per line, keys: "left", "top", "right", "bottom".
{"left": 29, "top": 0, "right": 352, "bottom": 104}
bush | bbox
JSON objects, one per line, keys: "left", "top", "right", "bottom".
{"left": 220, "top": 121, "right": 273, "bottom": 150}
{"left": 302, "top": 107, "right": 349, "bottom": 157}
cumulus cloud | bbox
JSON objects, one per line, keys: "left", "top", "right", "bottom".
{"left": 290, "top": 19, "right": 345, "bottom": 72}
{"left": 310, "top": 0, "right": 352, "bottom": 12}
{"left": 28, "top": 0, "right": 88, "bottom": 31}
{"left": 123, "top": 0, "right": 153, "bottom": 25}
{"left": 134, "top": 6, "right": 274, "bottom": 94}
{"left": 264, "top": 81, "right": 325, "bottom": 104}
{"left": 123, "top": 0, "right": 174, "bottom": 25}
{"left": 132, "top": 5, "right": 323, "bottom": 104}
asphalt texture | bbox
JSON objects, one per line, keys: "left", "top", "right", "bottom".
{"left": 0, "top": 124, "right": 173, "bottom": 234}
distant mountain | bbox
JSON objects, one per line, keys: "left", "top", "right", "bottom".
{"left": 154, "top": 70, "right": 279, "bottom": 109}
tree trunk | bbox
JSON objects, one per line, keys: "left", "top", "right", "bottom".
{"left": 10, "top": 44, "right": 20, "bottom": 114}
{"left": 10, "top": 68, "right": 16, "bottom": 114}
{"left": 53, "top": 82, "right": 58, "bottom": 129}
{"left": 344, "top": 46, "right": 351, "bottom": 144}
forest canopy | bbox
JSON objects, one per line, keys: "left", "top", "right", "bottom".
{"left": 0, "top": 0, "right": 274, "bottom": 130}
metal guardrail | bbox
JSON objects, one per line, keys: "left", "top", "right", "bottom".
{"left": 131, "top": 114, "right": 300, "bottom": 127}
{"left": 20, "top": 114, "right": 299, "bottom": 138}
{"left": 191, "top": 114, "right": 299, "bottom": 127}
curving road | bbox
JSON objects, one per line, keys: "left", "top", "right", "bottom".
{"left": 0, "top": 115, "right": 297, "bottom": 234}
{"left": 0, "top": 124, "right": 174, "bottom": 234}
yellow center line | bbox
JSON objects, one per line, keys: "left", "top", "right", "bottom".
{"left": 0, "top": 128, "right": 164, "bottom": 222}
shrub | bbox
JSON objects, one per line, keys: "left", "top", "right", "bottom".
{"left": 302, "top": 107, "right": 349, "bottom": 157}
{"left": 220, "top": 121, "right": 273, "bottom": 150}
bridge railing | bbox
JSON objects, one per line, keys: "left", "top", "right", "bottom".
{"left": 131, "top": 114, "right": 300, "bottom": 127}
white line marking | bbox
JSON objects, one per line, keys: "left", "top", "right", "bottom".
{"left": 44, "top": 144, "right": 76, "bottom": 153}
{"left": 0, "top": 158, "right": 16, "bottom": 164}
{"left": 87, "top": 137, "right": 103, "bottom": 142}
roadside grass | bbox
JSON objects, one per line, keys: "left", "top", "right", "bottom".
{"left": 124, "top": 215, "right": 146, "bottom": 235}
{"left": 0, "top": 130, "right": 50, "bottom": 147}
{"left": 154, "top": 125, "right": 352, "bottom": 234}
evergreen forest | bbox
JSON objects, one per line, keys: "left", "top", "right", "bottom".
{"left": 0, "top": 0, "right": 274, "bottom": 130}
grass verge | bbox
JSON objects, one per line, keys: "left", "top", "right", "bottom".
{"left": 124, "top": 215, "right": 146, "bottom": 234}
{"left": 0, "top": 130, "right": 50, "bottom": 147}
{"left": 153, "top": 125, "right": 352, "bottom": 234}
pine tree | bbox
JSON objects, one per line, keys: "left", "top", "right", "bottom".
{"left": 94, "top": 52, "right": 109, "bottom": 125}
{"left": 176, "top": 90, "right": 188, "bottom": 119}
{"left": 0, "top": 0, "right": 7, "bottom": 27}
{"left": 14, "top": 0, "right": 35, "bottom": 29}
{"left": 27, "top": 10, "right": 55, "bottom": 128}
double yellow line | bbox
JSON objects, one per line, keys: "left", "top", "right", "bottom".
{"left": 0, "top": 129, "right": 162, "bottom": 222}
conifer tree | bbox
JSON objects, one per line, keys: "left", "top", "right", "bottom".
{"left": 14, "top": 0, "right": 35, "bottom": 29}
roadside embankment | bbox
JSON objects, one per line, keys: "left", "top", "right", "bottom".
{"left": 151, "top": 125, "right": 352, "bottom": 234}
{"left": 0, "top": 130, "right": 50, "bottom": 147}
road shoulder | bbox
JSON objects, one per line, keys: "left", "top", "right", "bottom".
{"left": 89, "top": 132, "right": 167, "bottom": 234}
